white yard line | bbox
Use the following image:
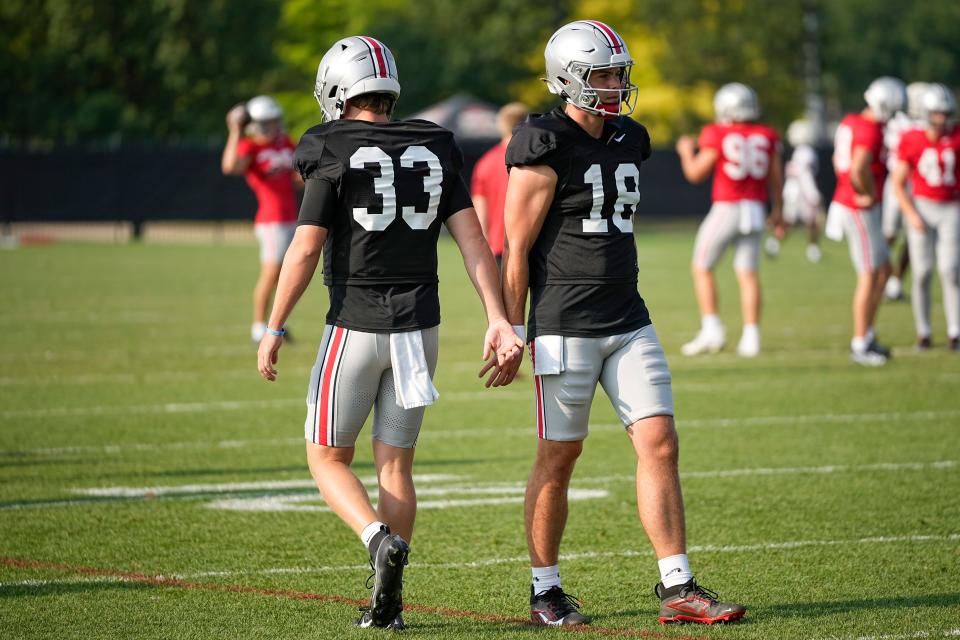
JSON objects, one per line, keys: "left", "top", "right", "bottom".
{"left": 0, "top": 460, "right": 950, "bottom": 512}
{"left": 818, "top": 629, "right": 960, "bottom": 640}
{"left": 174, "top": 533, "right": 960, "bottom": 579}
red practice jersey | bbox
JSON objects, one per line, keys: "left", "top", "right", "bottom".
{"left": 831, "top": 113, "right": 886, "bottom": 209}
{"left": 699, "top": 122, "right": 780, "bottom": 202}
{"left": 237, "top": 135, "right": 298, "bottom": 223}
{"left": 897, "top": 125, "right": 960, "bottom": 202}
{"left": 470, "top": 141, "right": 508, "bottom": 256}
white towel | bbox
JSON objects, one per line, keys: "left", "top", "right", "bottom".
{"left": 532, "top": 335, "right": 565, "bottom": 375}
{"left": 389, "top": 330, "right": 439, "bottom": 409}
{"left": 825, "top": 202, "right": 845, "bottom": 242}
{"left": 739, "top": 200, "right": 766, "bottom": 234}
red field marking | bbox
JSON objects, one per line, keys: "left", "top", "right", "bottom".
{"left": 1, "top": 556, "right": 707, "bottom": 639}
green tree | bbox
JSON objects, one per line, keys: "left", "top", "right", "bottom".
{"left": 0, "top": 0, "right": 281, "bottom": 144}
{"left": 821, "top": 0, "right": 960, "bottom": 114}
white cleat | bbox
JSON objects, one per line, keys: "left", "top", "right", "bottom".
{"left": 737, "top": 334, "right": 760, "bottom": 358}
{"left": 805, "top": 244, "right": 822, "bottom": 263}
{"left": 681, "top": 331, "right": 726, "bottom": 356}
{"left": 884, "top": 276, "right": 903, "bottom": 301}
{"left": 850, "top": 349, "right": 887, "bottom": 367}
{"left": 764, "top": 236, "right": 781, "bottom": 258}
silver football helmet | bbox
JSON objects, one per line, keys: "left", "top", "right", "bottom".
{"left": 863, "top": 77, "right": 906, "bottom": 123}
{"left": 787, "top": 119, "right": 816, "bottom": 147}
{"left": 906, "top": 82, "right": 931, "bottom": 120}
{"left": 921, "top": 83, "right": 957, "bottom": 124}
{"left": 314, "top": 36, "right": 401, "bottom": 121}
{"left": 544, "top": 20, "right": 637, "bottom": 118}
{"left": 714, "top": 83, "right": 759, "bottom": 123}
{"left": 246, "top": 95, "right": 283, "bottom": 122}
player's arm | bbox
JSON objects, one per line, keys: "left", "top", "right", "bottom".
{"left": 501, "top": 164, "right": 555, "bottom": 330}
{"left": 446, "top": 208, "right": 524, "bottom": 387}
{"left": 849, "top": 146, "right": 877, "bottom": 207}
{"left": 891, "top": 159, "right": 924, "bottom": 231}
{"left": 473, "top": 195, "right": 490, "bottom": 238}
{"left": 675, "top": 135, "right": 719, "bottom": 183}
{"left": 257, "top": 180, "right": 331, "bottom": 381}
{"left": 767, "top": 145, "right": 785, "bottom": 232}
{"left": 221, "top": 104, "right": 252, "bottom": 176}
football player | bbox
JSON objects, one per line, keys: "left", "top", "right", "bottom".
{"left": 221, "top": 95, "right": 302, "bottom": 343}
{"left": 676, "top": 83, "right": 784, "bottom": 358}
{"left": 501, "top": 20, "right": 746, "bottom": 626}
{"left": 826, "top": 77, "right": 906, "bottom": 366}
{"left": 256, "top": 36, "right": 523, "bottom": 630}
{"left": 471, "top": 102, "right": 530, "bottom": 268}
{"left": 780, "top": 119, "right": 824, "bottom": 263}
{"left": 883, "top": 82, "right": 929, "bottom": 301}
{"left": 891, "top": 83, "right": 960, "bottom": 351}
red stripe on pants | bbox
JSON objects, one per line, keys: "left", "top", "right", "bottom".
{"left": 318, "top": 326, "right": 345, "bottom": 446}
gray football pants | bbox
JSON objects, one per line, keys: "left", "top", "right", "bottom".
{"left": 906, "top": 198, "right": 960, "bottom": 339}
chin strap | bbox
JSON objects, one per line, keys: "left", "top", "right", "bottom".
{"left": 598, "top": 102, "right": 621, "bottom": 120}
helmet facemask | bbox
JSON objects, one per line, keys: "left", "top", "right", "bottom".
{"left": 551, "top": 61, "right": 638, "bottom": 119}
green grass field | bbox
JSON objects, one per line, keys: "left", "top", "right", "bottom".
{"left": 1, "top": 227, "right": 958, "bottom": 640}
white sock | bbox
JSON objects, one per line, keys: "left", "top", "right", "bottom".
{"left": 865, "top": 327, "right": 876, "bottom": 343}
{"left": 251, "top": 322, "right": 267, "bottom": 341}
{"left": 532, "top": 565, "right": 561, "bottom": 596}
{"left": 851, "top": 336, "right": 868, "bottom": 353}
{"left": 360, "top": 521, "right": 388, "bottom": 548}
{"left": 741, "top": 324, "right": 759, "bottom": 340}
{"left": 658, "top": 554, "right": 693, "bottom": 589}
{"left": 702, "top": 314, "right": 723, "bottom": 334}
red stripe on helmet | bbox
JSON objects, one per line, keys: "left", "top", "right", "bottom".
{"left": 587, "top": 20, "right": 623, "bottom": 54}
{"left": 359, "top": 36, "right": 388, "bottom": 78}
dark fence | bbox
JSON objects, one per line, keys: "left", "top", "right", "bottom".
{"left": 0, "top": 142, "right": 838, "bottom": 233}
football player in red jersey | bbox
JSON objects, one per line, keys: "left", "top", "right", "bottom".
{"left": 676, "top": 83, "right": 783, "bottom": 358}
{"left": 826, "top": 77, "right": 906, "bottom": 366}
{"left": 221, "top": 95, "right": 303, "bottom": 344}
{"left": 255, "top": 37, "right": 522, "bottom": 630}
{"left": 471, "top": 102, "right": 530, "bottom": 268}
{"left": 502, "top": 21, "right": 745, "bottom": 626}
{"left": 891, "top": 83, "right": 960, "bottom": 351}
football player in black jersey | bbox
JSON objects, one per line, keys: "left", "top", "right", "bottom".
{"left": 255, "top": 36, "right": 523, "bottom": 630}
{"left": 501, "top": 21, "right": 746, "bottom": 626}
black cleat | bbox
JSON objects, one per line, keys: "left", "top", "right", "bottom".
{"left": 656, "top": 579, "right": 746, "bottom": 625}
{"left": 368, "top": 534, "right": 409, "bottom": 627}
{"left": 355, "top": 607, "right": 405, "bottom": 629}
{"left": 949, "top": 337, "right": 959, "bottom": 352}
{"left": 530, "top": 585, "right": 590, "bottom": 626}
{"left": 915, "top": 336, "right": 932, "bottom": 351}
{"left": 868, "top": 338, "right": 891, "bottom": 358}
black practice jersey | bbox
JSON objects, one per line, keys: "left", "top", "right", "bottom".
{"left": 296, "top": 118, "right": 472, "bottom": 331}
{"left": 506, "top": 106, "right": 653, "bottom": 339}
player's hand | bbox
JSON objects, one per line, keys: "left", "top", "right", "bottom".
{"left": 853, "top": 192, "right": 876, "bottom": 209}
{"left": 767, "top": 211, "right": 786, "bottom": 239}
{"left": 227, "top": 104, "right": 249, "bottom": 132}
{"left": 675, "top": 135, "right": 696, "bottom": 157}
{"left": 257, "top": 334, "right": 284, "bottom": 382}
{"left": 905, "top": 212, "right": 926, "bottom": 232}
{"left": 479, "top": 320, "right": 524, "bottom": 387}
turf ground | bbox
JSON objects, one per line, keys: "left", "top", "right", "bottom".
{"left": 1, "top": 226, "right": 958, "bottom": 640}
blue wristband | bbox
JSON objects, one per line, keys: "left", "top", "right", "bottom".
{"left": 266, "top": 327, "right": 286, "bottom": 337}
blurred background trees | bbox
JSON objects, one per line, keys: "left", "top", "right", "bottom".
{"left": 2, "top": 0, "right": 959, "bottom": 147}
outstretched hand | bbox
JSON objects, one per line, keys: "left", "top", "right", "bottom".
{"left": 478, "top": 320, "right": 524, "bottom": 387}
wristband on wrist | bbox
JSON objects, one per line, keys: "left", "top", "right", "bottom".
{"left": 266, "top": 326, "right": 286, "bottom": 337}
{"left": 512, "top": 324, "right": 526, "bottom": 343}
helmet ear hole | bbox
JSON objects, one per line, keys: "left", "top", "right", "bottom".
{"left": 328, "top": 86, "right": 338, "bottom": 99}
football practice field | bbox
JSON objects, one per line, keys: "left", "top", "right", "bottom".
{"left": 1, "top": 226, "right": 958, "bottom": 640}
